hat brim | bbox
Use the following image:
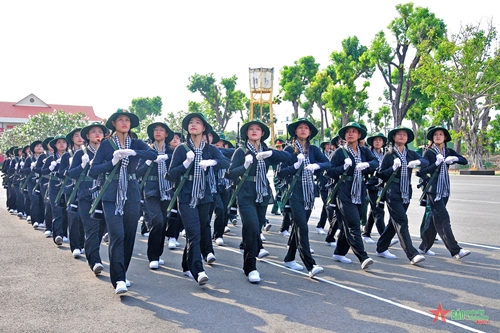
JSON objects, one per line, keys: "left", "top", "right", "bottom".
{"left": 338, "top": 125, "right": 367, "bottom": 140}
{"left": 388, "top": 128, "right": 415, "bottom": 144}
{"left": 66, "top": 128, "right": 82, "bottom": 145}
{"left": 49, "top": 137, "right": 69, "bottom": 151}
{"left": 240, "top": 120, "right": 270, "bottom": 141}
{"left": 427, "top": 126, "right": 451, "bottom": 143}
{"left": 207, "top": 125, "right": 220, "bottom": 144}
{"left": 30, "top": 140, "right": 43, "bottom": 153}
{"left": 182, "top": 113, "right": 210, "bottom": 133}
{"left": 287, "top": 120, "right": 318, "bottom": 139}
{"left": 81, "top": 124, "right": 109, "bottom": 143}
{"left": 106, "top": 112, "right": 140, "bottom": 131}
{"left": 147, "top": 122, "right": 174, "bottom": 144}
{"left": 366, "top": 135, "right": 388, "bottom": 147}
{"left": 222, "top": 140, "right": 234, "bottom": 148}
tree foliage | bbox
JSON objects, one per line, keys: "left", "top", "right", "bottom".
{"left": 417, "top": 20, "right": 500, "bottom": 169}
{"left": 370, "top": 2, "right": 446, "bottom": 127}
{"left": 278, "top": 56, "right": 319, "bottom": 119}
{"left": 129, "top": 96, "right": 162, "bottom": 121}
{"left": 187, "top": 73, "right": 248, "bottom": 132}
{"left": 0, "top": 110, "right": 90, "bottom": 152}
{"left": 325, "top": 36, "right": 375, "bottom": 126}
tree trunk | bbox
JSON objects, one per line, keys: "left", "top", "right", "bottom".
{"left": 464, "top": 128, "right": 484, "bottom": 170}
{"left": 293, "top": 101, "right": 299, "bottom": 119}
{"left": 452, "top": 112, "right": 461, "bottom": 154}
{"left": 411, "top": 120, "right": 418, "bottom": 146}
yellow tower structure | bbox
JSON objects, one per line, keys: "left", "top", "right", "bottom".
{"left": 249, "top": 67, "right": 275, "bottom": 146}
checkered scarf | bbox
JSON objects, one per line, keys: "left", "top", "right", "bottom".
{"left": 218, "top": 168, "right": 230, "bottom": 189}
{"left": 346, "top": 145, "right": 362, "bottom": 204}
{"left": 295, "top": 141, "right": 315, "bottom": 210}
{"left": 246, "top": 142, "right": 268, "bottom": 203}
{"left": 87, "top": 145, "right": 99, "bottom": 200}
{"left": 431, "top": 144, "right": 449, "bottom": 201}
{"left": 113, "top": 134, "right": 131, "bottom": 215}
{"left": 394, "top": 147, "right": 410, "bottom": 204}
{"left": 154, "top": 142, "right": 171, "bottom": 201}
{"left": 188, "top": 136, "right": 205, "bottom": 208}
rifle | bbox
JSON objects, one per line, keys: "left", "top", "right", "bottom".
{"left": 226, "top": 146, "right": 249, "bottom": 210}
{"left": 166, "top": 144, "right": 193, "bottom": 214}
{"left": 20, "top": 170, "right": 35, "bottom": 191}
{"left": 326, "top": 148, "right": 350, "bottom": 206}
{"left": 376, "top": 153, "right": 399, "bottom": 205}
{"left": 236, "top": 122, "right": 241, "bottom": 148}
{"left": 66, "top": 146, "right": 89, "bottom": 207}
{"left": 89, "top": 139, "right": 121, "bottom": 215}
{"left": 281, "top": 163, "right": 305, "bottom": 207}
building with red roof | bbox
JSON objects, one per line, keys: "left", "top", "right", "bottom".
{"left": 0, "top": 93, "right": 100, "bottom": 134}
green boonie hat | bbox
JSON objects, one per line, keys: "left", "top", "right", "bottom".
{"left": 22, "top": 145, "right": 30, "bottom": 154}
{"left": 330, "top": 136, "right": 340, "bottom": 147}
{"left": 49, "top": 134, "right": 69, "bottom": 151}
{"left": 207, "top": 126, "right": 220, "bottom": 144}
{"left": 338, "top": 122, "right": 367, "bottom": 140}
{"left": 181, "top": 112, "right": 210, "bottom": 133}
{"left": 366, "top": 132, "right": 388, "bottom": 147}
{"left": 106, "top": 109, "right": 140, "bottom": 131}
{"left": 14, "top": 147, "right": 22, "bottom": 155}
{"left": 42, "top": 137, "right": 54, "bottom": 151}
{"left": 173, "top": 132, "right": 185, "bottom": 142}
{"left": 320, "top": 140, "right": 331, "bottom": 149}
{"left": 218, "top": 132, "right": 234, "bottom": 148}
{"left": 6, "top": 146, "right": 17, "bottom": 156}
{"left": 426, "top": 125, "right": 451, "bottom": 143}
{"left": 274, "top": 139, "right": 285, "bottom": 146}
{"left": 147, "top": 122, "right": 174, "bottom": 144}
{"left": 240, "top": 119, "right": 270, "bottom": 141}
{"left": 66, "top": 127, "right": 82, "bottom": 146}
{"left": 287, "top": 118, "right": 318, "bottom": 139}
{"left": 30, "top": 140, "right": 43, "bottom": 153}
{"left": 388, "top": 126, "right": 415, "bottom": 144}
{"left": 80, "top": 122, "right": 109, "bottom": 143}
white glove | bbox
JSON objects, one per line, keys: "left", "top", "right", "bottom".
{"left": 435, "top": 154, "right": 444, "bottom": 166}
{"left": 14, "top": 163, "right": 19, "bottom": 170}
{"left": 49, "top": 160, "right": 57, "bottom": 171}
{"left": 304, "top": 163, "right": 320, "bottom": 171}
{"left": 199, "top": 159, "right": 217, "bottom": 171}
{"left": 392, "top": 158, "right": 401, "bottom": 171}
{"left": 343, "top": 158, "right": 352, "bottom": 170}
{"left": 256, "top": 150, "right": 273, "bottom": 161}
{"left": 111, "top": 150, "right": 122, "bottom": 166}
{"left": 294, "top": 153, "right": 305, "bottom": 169}
{"left": 20, "top": 161, "right": 25, "bottom": 168}
{"left": 155, "top": 154, "right": 169, "bottom": 163}
{"left": 56, "top": 158, "right": 61, "bottom": 164}
{"left": 355, "top": 162, "right": 370, "bottom": 171}
{"left": 145, "top": 160, "right": 153, "bottom": 166}
{"left": 243, "top": 154, "right": 253, "bottom": 169}
{"left": 68, "top": 157, "right": 73, "bottom": 166}
{"left": 118, "top": 148, "right": 137, "bottom": 157}
{"left": 183, "top": 150, "right": 195, "bottom": 168}
{"left": 444, "top": 156, "right": 458, "bottom": 164}
{"left": 408, "top": 160, "right": 421, "bottom": 168}
{"left": 81, "top": 154, "right": 90, "bottom": 168}
{"left": 30, "top": 162, "right": 36, "bottom": 170}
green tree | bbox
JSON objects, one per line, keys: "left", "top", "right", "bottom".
{"left": 0, "top": 110, "right": 89, "bottom": 152}
{"left": 368, "top": 105, "right": 392, "bottom": 135}
{"left": 187, "top": 73, "right": 248, "bottom": 132}
{"left": 304, "top": 69, "right": 332, "bottom": 138}
{"left": 129, "top": 96, "right": 162, "bottom": 121}
{"left": 370, "top": 2, "right": 446, "bottom": 127}
{"left": 485, "top": 114, "right": 500, "bottom": 154}
{"left": 278, "top": 56, "right": 319, "bottom": 119}
{"left": 417, "top": 20, "right": 500, "bottom": 169}
{"left": 163, "top": 108, "right": 190, "bottom": 134}
{"left": 325, "top": 36, "right": 375, "bottom": 126}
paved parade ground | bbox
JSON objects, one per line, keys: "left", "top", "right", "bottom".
{"left": 0, "top": 175, "right": 499, "bottom": 333}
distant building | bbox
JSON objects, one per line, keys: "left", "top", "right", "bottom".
{"left": 0, "top": 93, "right": 100, "bottom": 134}
{"left": 0, "top": 93, "right": 101, "bottom": 162}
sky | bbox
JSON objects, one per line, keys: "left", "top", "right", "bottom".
{"left": 0, "top": 0, "right": 498, "bottom": 131}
